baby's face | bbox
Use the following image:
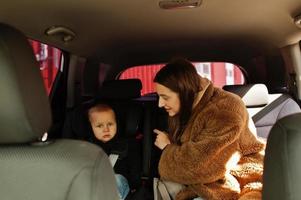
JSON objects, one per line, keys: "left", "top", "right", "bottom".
{"left": 89, "top": 110, "right": 117, "bottom": 143}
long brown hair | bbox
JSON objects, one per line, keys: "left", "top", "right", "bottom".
{"left": 154, "top": 58, "right": 200, "bottom": 144}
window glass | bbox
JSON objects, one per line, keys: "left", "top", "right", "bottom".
{"left": 29, "top": 40, "right": 62, "bottom": 95}
{"left": 119, "top": 62, "right": 244, "bottom": 96}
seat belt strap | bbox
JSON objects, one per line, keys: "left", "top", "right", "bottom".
{"left": 252, "top": 94, "right": 289, "bottom": 123}
{"left": 158, "top": 180, "right": 172, "bottom": 200}
{"left": 109, "top": 154, "right": 119, "bottom": 167}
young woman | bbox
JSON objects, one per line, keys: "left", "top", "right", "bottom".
{"left": 153, "top": 58, "right": 265, "bottom": 200}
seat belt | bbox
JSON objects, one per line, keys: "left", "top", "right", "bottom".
{"left": 109, "top": 154, "right": 119, "bottom": 167}
{"left": 252, "top": 94, "right": 290, "bottom": 123}
{"left": 158, "top": 181, "right": 171, "bottom": 200}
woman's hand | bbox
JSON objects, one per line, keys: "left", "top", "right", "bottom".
{"left": 154, "top": 129, "right": 171, "bottom": 150}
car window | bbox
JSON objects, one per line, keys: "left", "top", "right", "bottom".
{"left": 119, "top": 62, "right": 245, "bottom": 96}
{"left": 29, "top": 40, "right": 62, "bottom": 95}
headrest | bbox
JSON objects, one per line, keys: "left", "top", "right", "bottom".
{"left": 223, "top": 84, "right": 269, "bottom": 107}
{"left": 0, "top": 24, "right": 51, "bottom": 144}
{"left": 97, "top": 79, "right": 142, "bottom": 99}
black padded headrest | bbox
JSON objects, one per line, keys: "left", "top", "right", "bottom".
{"left": 97, "top": 79, "right": 142, "bottom": 100}
{"left": 0, "top": 24, "right": 51, "bottom": 144}
{"left": 93, "top": 79, "right": 142, "bottom": 139}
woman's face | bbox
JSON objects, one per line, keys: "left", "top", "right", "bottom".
{"left": 155, "top": 83, "right": 180, "bottom": 117}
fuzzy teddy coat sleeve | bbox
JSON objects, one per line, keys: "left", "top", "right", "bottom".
{"left": 159, "top": 91, "right": 249, "bottom": 185}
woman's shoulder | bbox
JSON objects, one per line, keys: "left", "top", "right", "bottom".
{"left": 192, "top": 87, "right": 248, "bottom": 121}
{"left": 212, "top": 87, "right": 246, "bottom": 109}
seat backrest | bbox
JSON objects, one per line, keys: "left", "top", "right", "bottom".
{"left": 223, "top": 84, "right": 301, "bottom": 139}
{"left": 0, "top": 24, "right": 118, "bottom": 200}
{"left": 263, "top": 113, "right": 301, "bottom": 200}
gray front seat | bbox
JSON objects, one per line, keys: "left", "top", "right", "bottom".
{"left": 0, "top": 24, "right": 119, "bottom": 200}
{"left": 263, "top": 113, "right": 301, "bottom": 200}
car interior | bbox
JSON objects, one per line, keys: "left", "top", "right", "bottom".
{"left": 1, "top": 0, "right": 301, "bottom": 199}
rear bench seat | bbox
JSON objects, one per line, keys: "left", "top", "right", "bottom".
{"left": 223, "top": 84, "right": 301, "bottom": 139}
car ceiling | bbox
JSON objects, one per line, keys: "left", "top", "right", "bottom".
{"left": 1, "top": 0, "right": 301, "bottom": 66}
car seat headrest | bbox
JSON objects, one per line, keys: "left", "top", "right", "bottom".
{"left": 97, "top": 79, "right": 142, "bottom": 99}
{"left": 0, "top": 24, "right": 51, "bottom": 144}
{"left": 223, "top": 84, "right": 269, "bottom": 107}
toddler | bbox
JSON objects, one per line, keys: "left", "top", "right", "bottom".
{"left": 88, "top": 104, "right": 131, "bottom": 200}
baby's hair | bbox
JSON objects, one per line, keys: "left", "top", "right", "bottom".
{"left": 88, "top": 103, "right": 116, "bottom": 121}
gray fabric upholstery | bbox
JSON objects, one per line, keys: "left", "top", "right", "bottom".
{"left": 0, "top": 23, "right": 119, "bottom": 200}
{"left": 223, "top": 84, "right": 300, "bottom": 139}
{"left": 254, "top": 95, "right": 301, "bottom": 138}
{"left": 263, "top": 113, "right": 301, "bottom": 200}
{"left": 0, "top": 24, "right": 51, "bottom": 144}
{"left": 0, "top": 140, "right": 119, "bottom": 200}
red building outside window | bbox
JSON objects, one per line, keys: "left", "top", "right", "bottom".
{"left": 29, "top": 40, "right": 62, "bottom": 95}
{"left": 119, "top": 63, "right": 244, "bottom": 96}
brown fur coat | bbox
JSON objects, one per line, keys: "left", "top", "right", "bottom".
{"left": 158, "top": 78, "right": 265, "bottom": 200}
